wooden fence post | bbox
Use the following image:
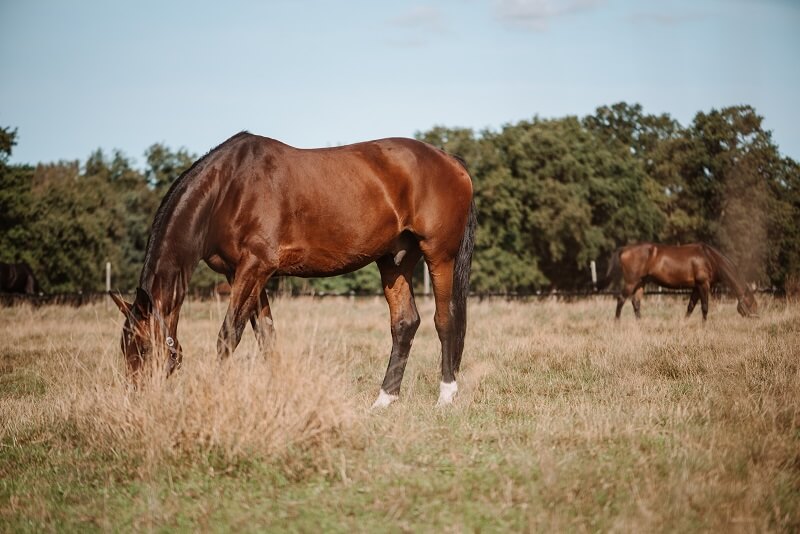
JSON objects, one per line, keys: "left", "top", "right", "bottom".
{"left": 105, "top": 261, "right": 111, "bottom": 309}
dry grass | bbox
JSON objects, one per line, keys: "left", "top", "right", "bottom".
{"left": 1, "top": 295, "right": 798, "bottom": 531}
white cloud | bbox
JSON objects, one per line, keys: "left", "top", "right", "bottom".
{"left": 495, "top": 0, "right": 604, "bottom": 31}
{"left": 388, "top": 5, "right": 445, "bottom": 34}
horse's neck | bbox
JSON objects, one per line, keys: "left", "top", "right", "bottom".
{"left": 141, "top": 224, "right": 203, "bottom": 330}
{"left": 142, "top": 263, "right": 192, "bottom": 332}
{"left": 140, "top": 174, "right": 215, "bottom": 326}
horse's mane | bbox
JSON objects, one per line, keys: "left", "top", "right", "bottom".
{"left": 139, "top": 131, "right": 251, "bottom": 287}
{"left": 701, "top": 243, "right": 750, "bottom": 298}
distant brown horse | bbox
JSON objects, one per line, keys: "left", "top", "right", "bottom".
{"left": 602, "top": 243, "right": 758, "bottom": 320}
{"left": 110, "top": 132, "right": 476, "bottom": 406}
{"left": 0, "top": 262, "right": 40, "bottom": 294}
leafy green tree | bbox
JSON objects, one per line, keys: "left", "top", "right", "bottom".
{"left": 4, "top": 103, "right": 799, "bottom": 295}
{"left": 0, "top": 127, "right": 36, "bottom": 267}
{"left": 145, "top": 143, "right": 195, "bottom": 191}
{"left": 25, "top": 163, "right": 117, "bottom": 291}
{"left": 0, "top": 126, "right": 18, "bottom": 163}
{"left": 687, "top": 106, "right": 776, "bottom": 282}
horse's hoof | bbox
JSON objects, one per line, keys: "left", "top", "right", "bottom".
{"left": 371, "top": 389, "right": 398, "bottom": 409}
{"left": 436, "top": 381, "right": 458, "bottom": 406}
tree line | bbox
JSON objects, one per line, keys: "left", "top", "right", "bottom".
{"left": 1, "top": 102, "right": 798, "bottom": 295}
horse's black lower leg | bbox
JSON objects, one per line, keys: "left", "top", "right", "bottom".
{"left": 372, "top": 252, "right": 421, "bottom": 408}
{"left": 615, "top": 295, "right": 626, "bottom": 319}
{"left": 632, "top": 296, "right": 642, "bottom": 319}
{"left": 686, "top": 287, "right": 700, "bottom": 318}
{"left": 699, "top": 282, "right": 710, "bottom": 321}
{"left": 381, "top": 311, "right": 420, "bottom": 395}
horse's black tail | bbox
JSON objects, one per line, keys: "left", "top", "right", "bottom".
{"left": 598, "top": 248, "right": 622, "bottom": 291}
{"left": 451, "top": 200, "right": 476, "bottom": 373}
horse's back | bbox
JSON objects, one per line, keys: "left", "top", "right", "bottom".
{"left": 204, "top": 135, "right": 473, "bottom": 275}
{"left": 622, "top": 242, "right": 712, "bottom": 287}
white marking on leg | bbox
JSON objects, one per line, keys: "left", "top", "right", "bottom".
{"left": 437, "top": 380, "right": 458, "bottom": 406}
{"left": 371, "top": 389, "right": 399, "bottom": 409}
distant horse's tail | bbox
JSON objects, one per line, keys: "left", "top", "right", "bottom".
{"left": 451, "top": 200, "right": 477, "bottom": 373}
{"left": 598, "top": 248, "right": 622, "bottom": 291}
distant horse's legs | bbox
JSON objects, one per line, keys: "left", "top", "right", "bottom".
{"left": 631, "top": 285, "right": 644, "bottom": 319}
{"left": 615, "top": 282, "right": 640, "bottom": 319}
{"left": 615, "top": 293, "right": 627, "bottom": 319}
{"left": 217, "top": 256, "right": 273, "bottom": 359}
{"left": 371, "top": 250, "right": 422, "bottom": 408}
{"left": 686, "top": 287, "right": 700, "bottom": 318}
{"left": 698, "top": 280, "right": 711, "bottom": 321}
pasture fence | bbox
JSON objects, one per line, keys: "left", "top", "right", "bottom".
{"left": 0, "top": 286, "right": 782, "bottom": 307}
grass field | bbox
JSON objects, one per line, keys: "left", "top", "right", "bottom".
{"left": 1, "top": 295, "right": 798, "bottom": 532}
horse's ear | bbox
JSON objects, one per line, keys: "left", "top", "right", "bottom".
{"left": 109, "top": 292, "right": 132, "bottom": 315}
{"left": 134, "top": 287, "right": 153, "bottom": 316}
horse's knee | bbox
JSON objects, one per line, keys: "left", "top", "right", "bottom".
{"left": 393, "top": 311, "right": 420, "bottom": 347}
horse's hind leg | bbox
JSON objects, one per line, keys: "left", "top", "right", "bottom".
{"left": 371, "top": 250, "right": 422, "bottom": 408}
{"left": 686, "top": 287, "right": 700, "bottom": 318}
{"left": 698, "top": 280, "right": 711, "bottom": 321}
{"left": 419, "top": 251, "right": 461, "bottom": 406}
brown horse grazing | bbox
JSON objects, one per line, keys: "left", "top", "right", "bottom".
{"left": 602, "top": 242, "right": 758, "bottom": 320}
{"left": 109, "top": 132, "right": 476, "bottom": 407}
{"left": 0, "top": 262, "right": 40, "bottom": 294}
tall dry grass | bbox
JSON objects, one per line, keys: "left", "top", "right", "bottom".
{"left": 0, "top": 299, "right": 359, "bottom": 476}
{"left": 1, "top": 295, "right": 798, "bottom": 530}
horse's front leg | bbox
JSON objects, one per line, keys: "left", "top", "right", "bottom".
{"left": 698, "top": 280, "right": 711, "bottom": 321}
{"left": 686, "top": 287, "right": 700, "bottom": 318}
{"left": 217, "top": 257, "right": 273, "bottom": 359}
{"left": 250, "top": 287, "right": 276, "bottom": 355}
{"left": 631, "top": 285, "right": 644, "bottom": 319}
{"left": 615, "top": 293, "right": 626, "bottom": 319}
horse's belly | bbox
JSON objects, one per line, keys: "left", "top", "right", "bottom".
{"left": 275, "top": 227, "right": 398, "bottom": 277}
{"left": 276, "top": 245, "right": 381, "bottom": 277}
{"left": 650, "top": 269, "right": 695, "bottom": 289}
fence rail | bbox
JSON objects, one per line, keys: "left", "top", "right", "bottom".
{"left": 0, "top": 286, "right": 782, "bottom": 307}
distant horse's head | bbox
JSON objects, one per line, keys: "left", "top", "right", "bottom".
{"left": 737, "top": 290, "right": 759, "bottom": 318}
{"left": 109, "top": 288, "right": 183, "bottom": 382}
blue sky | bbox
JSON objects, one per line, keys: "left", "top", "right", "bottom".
{"left": 2, "top": 0, "right": 799, "bottom": 165}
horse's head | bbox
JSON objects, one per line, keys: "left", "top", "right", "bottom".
{"left": 109, "top": 288, "right": 183, "bottom": 382}
{"left": 737, "top": 291, "right": 759, "bottom": 318}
